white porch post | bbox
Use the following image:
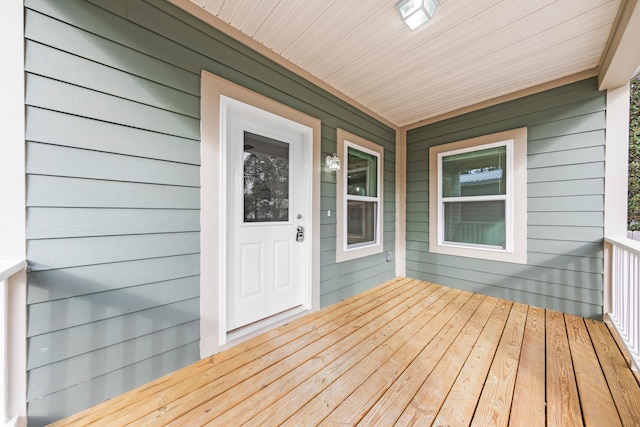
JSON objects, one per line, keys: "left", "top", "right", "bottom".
{"left": 0, "top": 1, "right": 27, "bottom": 426}
{"left": 604, "top": 83, "right": 631, "bottom": 237}
{"left": 395, "top": 129, "right": 407, "bottom": 277}
{"left": 599, "top": 0, "right": 640, "bottom": 371}
{"left": 603, "top": 84, "right": 631, "bottom": 316}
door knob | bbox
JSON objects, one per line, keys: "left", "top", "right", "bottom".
{"left": 296, "top": 226, "right": 304, "bottom": 242}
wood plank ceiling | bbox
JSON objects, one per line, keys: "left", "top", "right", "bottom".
{"left": 188, "top": 0, "right": 622, "bottom": 127}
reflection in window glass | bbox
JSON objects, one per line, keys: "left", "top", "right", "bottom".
{"left": 243, "top": 131, "right": 289, "bottom": 222}
{"left": 444, "top": 201, "right": 505, "bottom": 247}
{"left": 347, "top": 147, "right": 378, "bottom": 197}
{"left": 347, "top": 201, "right": 376, "bottom": 245}
{"left": 442, "top": 146, "right": 506, "bottom": 197}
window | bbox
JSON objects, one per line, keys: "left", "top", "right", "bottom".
{"left": 429, "top": 128, "right": 527, "bottom": 264}
{"left": 243, "top": 132, "right": 289, "bottom": 223}
{"left": 336, "top": 129, "right": 384, "bottom": 262}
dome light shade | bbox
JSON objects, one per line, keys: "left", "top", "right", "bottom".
{"left": 396, "top": 0, "right": 439, "bottom": 31}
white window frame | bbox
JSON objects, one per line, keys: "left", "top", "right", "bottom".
{"left": 438, "top": 140, "right": 513, "bottom": 251}
{"left": 429, "top": 128, "right": 527, "bottom": 264}
{"left": 336, "top": 129, "right": 384, "bottom": 262}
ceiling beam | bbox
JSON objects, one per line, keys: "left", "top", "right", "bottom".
{"left": 599, "top": 0, "right": 640, "bottom": 90}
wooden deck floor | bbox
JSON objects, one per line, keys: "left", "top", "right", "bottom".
{"left": 52, "top": 278, "right": 640, "bottom": 426}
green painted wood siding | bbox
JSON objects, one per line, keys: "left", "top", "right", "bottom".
{"left": 24, "top": 0, "right": 396, "bottom": 424}
{"left": 406, "top": 78, "right": 605, "bottom": 319}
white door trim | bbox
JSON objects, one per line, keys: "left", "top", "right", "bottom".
{"left": 200, "top": 71, "right": 321, "bottom": 357}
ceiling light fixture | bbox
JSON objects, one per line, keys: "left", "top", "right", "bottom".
{"left": 396, "top": 0, "right": 439, "bottom": 31}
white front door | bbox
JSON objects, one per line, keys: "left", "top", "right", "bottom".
{"left": 225, "top": 102, "right": 311, "bottom": 331}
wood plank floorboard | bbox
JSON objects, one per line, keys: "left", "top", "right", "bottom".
{"left": 471, "top": 302, "right": 528, "bottom": 427}
{"left": 393, "top": 295, "right": 499, "bottom": 426}
{"left": 509, "top": 306, "right": 546, "bottom": 426}
{"left": 566, "top": 314, "right": 621, "bottom": 427}
{"left": 50, "top": 279, "right": 640, "bottom": 426}
{"left": 546, "top": 309, "right": 583, "bottom": 426}
{"left": 432, "top": 298, "right": 513, "bottom": 426}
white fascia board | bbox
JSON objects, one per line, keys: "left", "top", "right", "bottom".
{"left": 599, "top": 0, "right": 640, "bottom": 90}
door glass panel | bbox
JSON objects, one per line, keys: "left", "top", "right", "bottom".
{"left": 243, "top": 131, "right": 289, "bottom": 222}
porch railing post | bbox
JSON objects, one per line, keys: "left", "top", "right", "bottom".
{"left": 603, "top": 240, "right": 612, "bottom": 318}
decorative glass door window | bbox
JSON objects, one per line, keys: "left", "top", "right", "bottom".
{"left": 243, "top": 131, "right": 289, "bottom": 223}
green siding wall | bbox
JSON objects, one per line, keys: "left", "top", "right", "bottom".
{"left": 406, "top": 78, "right": 605, "bottom": 319}
{"left": 24, "top": 0, "right": 396, "bottom": 424}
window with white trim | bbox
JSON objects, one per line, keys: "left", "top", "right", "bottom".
{"left": 336, "top": 129, "right": 384, "bottom": 262}
{"left": 429, "top": 128, "right": 527, "bottom": 264}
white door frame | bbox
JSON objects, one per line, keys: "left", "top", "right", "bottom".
{"left": 200, "top": 71, "right": 321, "bottom": 357}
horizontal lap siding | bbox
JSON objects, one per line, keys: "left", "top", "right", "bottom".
{"left": 24, "top": 0, "right": 202, "bottom": 419}
{"left": 406, "top": 78, "right": 605, "bottom": 319}
{"left": 24, "top": 0, "right": 395, "bottom": 424}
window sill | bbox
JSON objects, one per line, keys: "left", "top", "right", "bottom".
{"left": 429, "top": 242, "right": 527, "bottom": 264}
{"left": 336, "top": 243, "right": 383, "bottom": 263}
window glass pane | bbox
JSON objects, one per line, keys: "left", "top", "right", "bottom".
{"left": 347, "top": 201, "right": 376, "bottom": 245}
{"left": 347, "top": 147, "right": 377, "bottom": 197}
{"left": 243, "top": 131, "right": 289, "bottom": 222}
{"left": 442, "top": 146, "right": 506, "bottom": 197}
{"left": 444, "top": 200, "right": 505, "bottom": 247}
